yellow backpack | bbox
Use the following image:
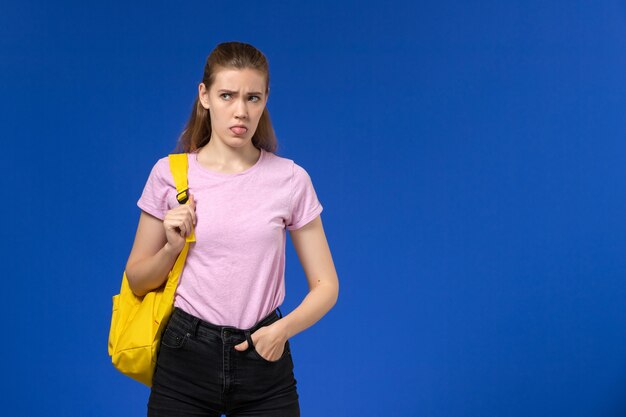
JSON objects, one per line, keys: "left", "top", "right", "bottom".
{"left": 108, "top": 153, "right": 195, "bottom": 387}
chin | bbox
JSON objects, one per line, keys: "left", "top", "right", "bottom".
{"left": 227, "top": 137, "right": 251, "bottom": 147}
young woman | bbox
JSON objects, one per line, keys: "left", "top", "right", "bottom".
{"left": 125, "top": 41, "right": 339, "bottom": 416}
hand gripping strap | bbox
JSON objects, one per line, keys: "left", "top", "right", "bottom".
{"left": 168, "top": 153, "right": 196, "bottom": 243}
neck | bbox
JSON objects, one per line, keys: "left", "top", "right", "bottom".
{"left": 197, "top": 141, "right": 261, "bottom": 172}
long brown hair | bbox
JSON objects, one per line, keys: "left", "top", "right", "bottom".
{"left": 173, "top": 41, "right": 278, "bottom": 154}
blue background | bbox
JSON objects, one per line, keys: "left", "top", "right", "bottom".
{"left": 2, "top": 1, "right": 625, "bottom": 416}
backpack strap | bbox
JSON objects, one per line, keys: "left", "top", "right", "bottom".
{"left": 168, "top": 153, "right": 196, "bottom": 243}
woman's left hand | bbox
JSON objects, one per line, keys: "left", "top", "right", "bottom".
{"left": 233, "top": 322, "right": 288, "bottom": 361}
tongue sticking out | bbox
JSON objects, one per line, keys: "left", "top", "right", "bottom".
{"left": 231, "top": 127, "right": 247, "bottom": 135}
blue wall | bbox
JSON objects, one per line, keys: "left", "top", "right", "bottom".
{"left": 2, "top": 1, "right": 625, "bottom": 416}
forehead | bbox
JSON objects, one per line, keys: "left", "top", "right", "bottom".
{"left": 212, "top": 67, "right": 266, "bottom": 91}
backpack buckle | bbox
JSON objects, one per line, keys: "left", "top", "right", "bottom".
{"left": 176, "top": 188, "right": 189, "bottom": 204}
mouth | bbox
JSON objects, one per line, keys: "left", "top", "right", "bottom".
{"left": 230, "top": 126, "right": 248, "bottom": 135}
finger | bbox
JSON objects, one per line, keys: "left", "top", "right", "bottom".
{"left": 188, "top": 205, "right": 197, "bottom": 226}
{"left": 172, "top": 213, "right": 189, "bottom": 235}
{"left": 186, "top": 218, "right": 192, "bottom": 236}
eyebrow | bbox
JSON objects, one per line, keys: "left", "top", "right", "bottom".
{"left": 218, "top": 89, "right": 264, "bottom": 95}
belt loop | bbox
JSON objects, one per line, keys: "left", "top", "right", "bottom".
{"left": 276, "top": 306, "right": 283, "bottom": 318}
{"left": 189, "top": 316, "right": 200, "bottom": 337}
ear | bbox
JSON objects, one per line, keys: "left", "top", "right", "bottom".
{"left": 198, "top": 82, "right": 210, "bottom": 110}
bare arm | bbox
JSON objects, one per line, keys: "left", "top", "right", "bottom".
{"left": 124, "top": 211, "right": 181, "bottom": 297}
{"left": 125, "top": 193, "right": 197, "bottom": 297}
{"left": 277, "top": 215, "right": 339, "bottom": 339}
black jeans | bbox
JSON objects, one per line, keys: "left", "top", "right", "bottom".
{"left": 147, "top": 306, "right": 300, "bottom": 416}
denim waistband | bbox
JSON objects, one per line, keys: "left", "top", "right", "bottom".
{"left": 168, "top": 306, "right": 284, "bottom": 342}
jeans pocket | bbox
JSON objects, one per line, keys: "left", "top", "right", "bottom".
{"left": 251, "top": 340, "right": 290, "bottom": 363}
{"left": 160, "top": 326, "right": 189, "bottom": 350}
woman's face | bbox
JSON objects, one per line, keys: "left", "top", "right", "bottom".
{"left": 199, "top": 67, "right": 269, "bottom": 149}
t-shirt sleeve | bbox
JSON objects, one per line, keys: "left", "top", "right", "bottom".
{"left": 136, "top": 157, "right": 177, "bottom": 221}
{"left": 286, "top": 163, "right": 324, "bottom": 230}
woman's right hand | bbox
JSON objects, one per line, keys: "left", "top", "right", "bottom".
{"left": 163, "top": 193, "right": 197, "bottom": 254}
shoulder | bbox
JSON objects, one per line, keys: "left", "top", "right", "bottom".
{"left": 148, "top": 155, "right": 175, "bottom": 187}
{"left": 264, "top": 150, "right": 310, "bottom": 181}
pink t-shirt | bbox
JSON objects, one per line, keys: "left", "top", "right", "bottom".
{"left": 136, "top": 147, "right": 323, "bottom": 329}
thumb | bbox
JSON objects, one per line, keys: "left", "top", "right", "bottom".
{"left": 234, "top": 340, "right": 248, "bottom": 351}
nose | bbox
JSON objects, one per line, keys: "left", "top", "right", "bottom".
{"left": 234, "top": 97, "right": 248, "bottom": 119}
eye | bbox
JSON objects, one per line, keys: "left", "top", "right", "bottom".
{"left": 220, "top": 93, "right": 231, "bottom": 100}
{"left": 249, "top": 95, "right": 260, "bottom": 102}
